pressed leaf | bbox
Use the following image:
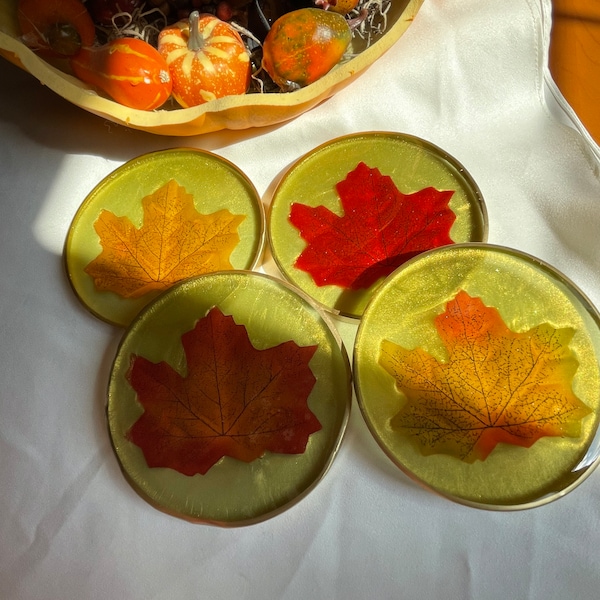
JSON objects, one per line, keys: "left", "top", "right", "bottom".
{"left": 288, "top": 162, "right": 455, "bottom": 290}
{"left": 379, "top": 291, "right": 591, "bottom": 462}
{"left": 127, "top": 306, "right": 321, "bottom": 475}
{"left": 85, "top": 180, "right": 245, "bottom": 299}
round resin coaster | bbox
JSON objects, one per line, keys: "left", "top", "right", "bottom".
{"left": 65, "top": 149, "right": 265, "bottom": 327}
{"left": 267, "top": 132, "right": 487, "bottom": 319}
{"left": 107, "top": 271, "right": 351, "bottom": 526}
{"left": 354, "top": 244, "right": 600, "bottom": 509}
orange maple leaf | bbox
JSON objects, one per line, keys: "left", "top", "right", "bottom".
{"left": 379, "top": 291, "right": 591, "bottom": 462}
{"left": 85, "top": 180, "right": 245, "bottom": 299}
{"left": 127, "top": 306, "right": 321, "bottom": 476}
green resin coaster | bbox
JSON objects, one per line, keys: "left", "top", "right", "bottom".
{"left": 65, "top": 148, "right": 265, "bottom": 326}
{"left": 354, "top": 243, "right": 600, "bottom": 509}
{"left": 268, "top": 132, "right": 487, "bottom": 319}
{"left": 108, "top": 270, "right": 351, "bottom": 525}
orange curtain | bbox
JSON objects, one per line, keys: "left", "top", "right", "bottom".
{"left": 549, "top": 0, "right": 600, "bottom": 143}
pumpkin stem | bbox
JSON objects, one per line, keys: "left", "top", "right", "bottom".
{"left": 45, "top": 22, "right": 82, "bottom": 57}
{"left": 188, "top": 11, "right": 203, "bottom": 52}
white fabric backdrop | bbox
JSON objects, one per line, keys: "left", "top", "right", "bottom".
{"left": 2, "top": 0, "right": 600, "bottom": 598}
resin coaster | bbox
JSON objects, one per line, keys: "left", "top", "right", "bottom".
{"left": 65, "top": 148, "right": 265, "bottom": 326}
{"left": 108, "top": 271, "right": 351, "bottom": 525}
{"left": 354, "top": 244, "right": 600, "bottom": 509}
{"left": 268, "top": 132, "right": 487, "bottom": 319}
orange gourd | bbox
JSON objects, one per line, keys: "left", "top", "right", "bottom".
{"left": 17, "top": 0, "right": 96, "bottom": 58}
{"left": 315, "top": 0, "right": 360, "bottom": 15}
{"left": 70, "top": 38, "right": 172, "bottom": 111}
{"left": 157, "top": 11, "right": 251, "bottom": 108}
{"left": 262, "top": 8, "right": 352, "bottom": 91}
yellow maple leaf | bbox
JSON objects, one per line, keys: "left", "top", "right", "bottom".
{"left": 379, "top": 291, "right": 592, "bottom": 462}
{"left": 85, "top": 180, "right": 246, "bottom": 299}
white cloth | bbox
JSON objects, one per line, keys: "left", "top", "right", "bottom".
{"left": 2, "top": 0, "right": 600, "bottom": 598}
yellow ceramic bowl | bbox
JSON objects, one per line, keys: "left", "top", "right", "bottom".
{"left": 0, "top": 0, "right": 423, "bottom": 136}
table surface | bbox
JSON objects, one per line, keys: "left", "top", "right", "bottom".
{"left": 2, "top": 1, "right": 600, "bottom": 598}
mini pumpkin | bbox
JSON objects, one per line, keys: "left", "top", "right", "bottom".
{"left": 158, "top": 11, "right": 251, "bottom": 108}
{"left": 17, "top": 0, "right": 96, "bottom": 58}
{"left": 314, "top": 0, "right": 360, "bottom": 15}
{"left": 261, "top": 8, "right": 352, "bottom": 91}
{"left": 70, "top": 37, "right": 172, "bottom": 110}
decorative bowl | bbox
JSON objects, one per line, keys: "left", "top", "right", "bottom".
{"left": 0, "top": 0, "right": 423, "bottom": 136}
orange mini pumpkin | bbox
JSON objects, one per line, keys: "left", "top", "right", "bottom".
{"left": 70, "top": 38, "right": 172, "bottom": 110}
{"left": 315, "top": 0, "right": 360, "bottom": 15}
{"left": 17, "top": 0, "right": 96, "bottom": 58}
{"left": 158, "top": 11, "right": 251, "bottom": 108}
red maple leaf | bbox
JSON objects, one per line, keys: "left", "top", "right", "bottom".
{"left": 289, "top": 162, "right": 456, "bottom": 290}
{"left": 126, "top": 307, "right": 321, "bottom": 475}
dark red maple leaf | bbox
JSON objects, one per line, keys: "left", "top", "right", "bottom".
{"left": 126, "top": 306, "right": 321, "bottom": 476}
{"left": 288, "top": 162, "right": 456, "bottom": 290}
